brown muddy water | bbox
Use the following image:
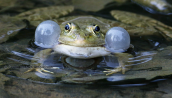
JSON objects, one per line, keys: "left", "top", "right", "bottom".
{"left": 1, "top": 0, "right": 172, "bottom": 98}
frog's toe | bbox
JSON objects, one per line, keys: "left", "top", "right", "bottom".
{"left": 24, "top": 68, "right": 35, "bottom": 73}
{"left": 36, "top": 68, "right": 54, "bottom": 74}
{"left": 103, "top": 67, "right": 127, "bottom": 75}
{"left": 103, "top": 67, "right": 122, "bottom": 75}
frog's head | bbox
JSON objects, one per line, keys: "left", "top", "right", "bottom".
{"left": 58, "top": 17, "right": 110, "bottom": 47}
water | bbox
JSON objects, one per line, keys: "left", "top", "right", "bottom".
{"left": 1, "top": 0, "right": 172, "bottom": 97}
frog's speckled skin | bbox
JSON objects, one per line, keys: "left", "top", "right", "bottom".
{"left": 58, "top": 17, "right": 110, "bottom": 47}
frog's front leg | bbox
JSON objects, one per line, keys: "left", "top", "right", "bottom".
{"left": 104, "top": 53, "right": 132, "bottom": 75}
{"left": 25, "top": 49, "right": 58, "bottom": 74}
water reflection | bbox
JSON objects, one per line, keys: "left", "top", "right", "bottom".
{"left": 3, "top": 42, "right": 157, "bottom": 84}
{"left": 105, "top": 51, "right": 156, "bottom": 82}
{"left": 0, "top": 36, "right": 170, "bottom": 84}
{"left": 127, "top": 51, "right": 156, "bottom": 66}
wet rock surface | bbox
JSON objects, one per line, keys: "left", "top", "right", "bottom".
{"left": 0, "top": 0, "right": 72, "bottom": 14}
{"left": 2, "top": 76, "right": 172, "bottom": 98}
{"left": 0, "top": 16, "right": 26, "bottom": 43}
{"left": 132, "top": 0, "right": 172, "bottom": 15}
{"left": 0, "top": 73, "right": 10, "bottom": 89}
{"left": 157, "top": 80, "right": 172, "bottom": 98}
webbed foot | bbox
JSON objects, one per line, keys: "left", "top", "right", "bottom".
{"left": 24, "top": 68, "right": 54, "bottom": 74}
{"left": 24, "top": 67, "right": 59, "bottom": 74}
{"left": 104, "top": 53, "right": 133, "bottom": 75}
{"left": 24, "top": 49, "right": 58, "bottom": 74}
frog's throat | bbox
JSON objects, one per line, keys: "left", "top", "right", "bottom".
{"left": 53, "top": 44, "right": 110, "bottom": 59}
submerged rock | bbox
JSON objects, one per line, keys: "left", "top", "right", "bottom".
{"left": 72, "top": 0, "right": 130, "bottom": 11}
{"left": 0, "top": 0, "right": 35, "bottom": 13}
{"left": 132, "top": 0, "right": 172, "bottom": 15}
{"left": 0, "top": 88, "right": 10, "bottom": 98}
{"left": 0, "top": 73, "right": 10, "bottom": 89}
{"left": 113, "top": 46, "right": 172, "bottom": 81}
{"left": 0, "top": 16, "right": 26, "bottom": 44}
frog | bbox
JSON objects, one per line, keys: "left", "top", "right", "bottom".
{"left": 13, "top": 6, "right": 172, "bottom": 76}
{"left": 25, "top": 16, "right": 133, "bottom": 75}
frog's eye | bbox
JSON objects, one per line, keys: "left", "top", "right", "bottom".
{"left": 93, "top": 24, "right": 100, "bottom": 32}
{"left": 86, "top": 24, "right": 102, "bottom": 37}
{"left": 65, "top": 23, "right": 71, "bottom": 31}
{"left": 92, "top": 24, "right": 102, "bottom": 37}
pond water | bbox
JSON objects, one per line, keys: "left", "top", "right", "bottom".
{"left": 1, "top": 0, "right": 172, "bottom": 97}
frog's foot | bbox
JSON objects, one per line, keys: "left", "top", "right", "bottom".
{"left": 103, "top": 67, "right": 128, "bottom": 75}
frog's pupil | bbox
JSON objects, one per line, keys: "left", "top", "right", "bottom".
{"left": 95, "top": 26, "right": 100, "bottom": 31}
{"left": 65, "top": 24, "right": 70, "bottom": 30}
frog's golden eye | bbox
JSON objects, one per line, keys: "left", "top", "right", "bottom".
{"left": 65, "top": 23, "right": 71, "bottom": 31}
{"left": 64, "top": 23, "right": 78, "bottom": 35}
{"left": 90, "top": 24, "right": 102, "bottom": 37}
{"left": 93, "top": 24, "right": 100, "bottom": 32}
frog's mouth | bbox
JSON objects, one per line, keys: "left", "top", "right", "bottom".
{"left": 58, "top": 35, "right": 105, "bottom": 47}
{"left": 58, "top": 38, "right": 105, "bottom": 47}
